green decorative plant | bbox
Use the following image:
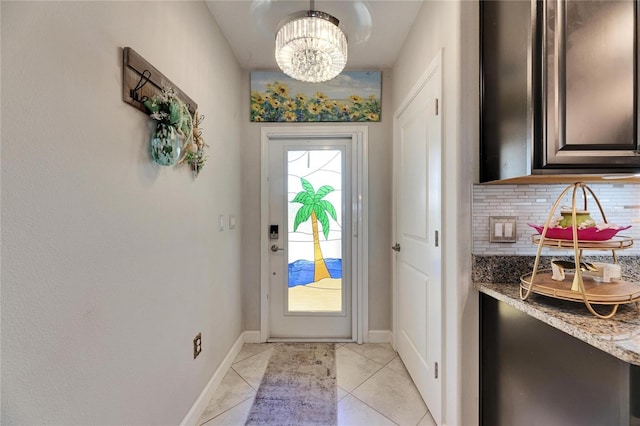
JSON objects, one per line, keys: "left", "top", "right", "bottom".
{"left": 181, "top": 112, "right": 208, "bottom": 178}
{"left": 144, "top": 87, "right": 193, "bottom": 143}
{"left": 144, "top": 87, "right": 208, "bottom": 177}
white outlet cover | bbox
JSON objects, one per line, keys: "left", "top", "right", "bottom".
{"left": 489, "top": 216, "right": 517, "bottom": 243}
{"left": 218, "top": 214, "right": 225, "bottom": 231}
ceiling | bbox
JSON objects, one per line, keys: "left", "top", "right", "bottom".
{"left": 205, "top": 1, "right": 424, "bottom": 71}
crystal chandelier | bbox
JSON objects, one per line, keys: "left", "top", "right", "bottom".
{"left": 275, "top": 2, "right": 347, "bottom": 83}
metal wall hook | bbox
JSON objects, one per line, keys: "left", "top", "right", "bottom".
{"left": 130, "top": 69, "right": 151, "bottom": 104}
{"left": 122, "top": 47, "right": 197, "bottom": 115}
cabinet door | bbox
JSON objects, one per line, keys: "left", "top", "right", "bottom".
{"left": 480, "top": 0, "right": 535, "bottom": 182}
{"left": 481, "top": 295, "right": 633, "bottom": 425}
{"left": 539, "top": 0, "right": 640, "bottom": 169}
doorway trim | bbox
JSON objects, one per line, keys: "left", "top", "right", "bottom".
{"left": 260, "top": 126, "right": 369, "bottom": 343}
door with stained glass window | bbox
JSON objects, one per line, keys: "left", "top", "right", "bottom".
{"left": 268, "top": 138, "right": 352, "bottom": 339}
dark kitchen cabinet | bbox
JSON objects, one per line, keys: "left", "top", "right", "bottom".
{"left": 480, "top": 0, "right": 640, "bottom": 182}
{"left": 480, "top": 295, "right": 640, "bottom": 425}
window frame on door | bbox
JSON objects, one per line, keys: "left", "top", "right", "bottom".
{"left": 260, "top": 126, "right": 369, "bottom": 343}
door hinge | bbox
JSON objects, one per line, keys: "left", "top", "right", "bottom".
{"left": 435, "top": 230, "right": 439, "bottom": 247}
{"left": 392, "top": 243, "right": 401, "bottom": 252}
{"left": 435, "top": 361, "right": 439, "bottom": 379}
{"left": 435, "top": 98, "right": 439, "bottom": 115}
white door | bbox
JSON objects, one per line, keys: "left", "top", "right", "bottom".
{"left": 267, "top": 137, "right": 353, "bottom": 339}
{"left": 393, "top": 54, "right": 443, "bottom": 424}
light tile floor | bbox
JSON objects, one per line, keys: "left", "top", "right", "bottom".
{"left": 197, "top": 343, "right": 437, "bottom": 426}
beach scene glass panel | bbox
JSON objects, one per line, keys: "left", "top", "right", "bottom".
{"left": 250, "top": 71, "right": 381, "bottom": 122}
{"left": 287, "top": 149, "right": 343, "bottom": 312}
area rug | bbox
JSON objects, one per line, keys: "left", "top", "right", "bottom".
{"left": 245, "top": 343, "right": 337, "bottom": 426}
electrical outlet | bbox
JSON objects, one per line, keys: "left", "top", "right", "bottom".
{"left": 193, "top": 333, "right": 202, "bottom": 359}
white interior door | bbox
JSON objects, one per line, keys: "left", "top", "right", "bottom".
{"left": 267, "top": 137, "right": 353, "bottom": 339}
{"left": 393, "top": 54, "right": 443, "bottom": 424}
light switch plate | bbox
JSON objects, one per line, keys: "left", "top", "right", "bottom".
{"left": 229, "top": 214, "right": 236, "bottom": 229}
{"left": 489, "top": 216, "right": 517, "bottom": 243}
{"left": 218, "top": 214, "right": 225, "bottom": 231}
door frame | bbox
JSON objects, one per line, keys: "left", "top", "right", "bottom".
{"left": 260, "top": 126, "right": 369, "bottom": 343}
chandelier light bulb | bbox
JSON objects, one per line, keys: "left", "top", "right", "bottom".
{"left": 275, "top": 10, "right": 347, "bottom": 83}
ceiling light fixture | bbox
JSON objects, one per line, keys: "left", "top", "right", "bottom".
{"left": 275, "top": 0, "right": 347, "bottom": 83}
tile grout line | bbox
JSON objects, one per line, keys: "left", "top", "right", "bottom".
{"left": 337, "top": 365, "right": 401, "bottom": 426}
{"left": 416, "top": 410, "right": 436, "bottom": 426}
{"left": 232, "top": 344, "right": 275, "bottom": 365}
{"left": 197, "top": 368, "right": 257, "bottom": 426}
{"left": 231, "top": 364, "right": 263, "bottom": 392}
{"left": 204, "top": 343, "right": 422, "bottom": 426}
{"left": 342, "top": 344, "right": 398, "bottom": 366}
{"left": 345, "top": 390, "right": 401, "bottom": 426}
{"left": 199, "top": 344, "right": 273, "bottom": 426}
{"left": 232, "top": 346, "right": 275, "bottom": 391}
{"left": 348, "top": 364, "right": 427, "bottom": 426}
{"left": 199, "top": 394, "right": 256, "bottom": 426}
{"left": 337, "top": 346, "right": 385, "bottom": 392}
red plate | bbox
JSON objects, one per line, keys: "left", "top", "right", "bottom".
{"left": 528, "top": 224, "right": 631, "bottom": 241}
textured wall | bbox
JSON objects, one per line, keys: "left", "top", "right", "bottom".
{"left": 240, "top": 71, "right": 394, "bottom": 332}
{"left": 473, "top": 183, "right": 640, "bottom": 256}
{"left": 1, "top": 2, "right": 243, "bottom": 424}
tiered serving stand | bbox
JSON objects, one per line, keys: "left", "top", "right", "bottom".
{"left": 520, "top": 182, "right": 640, "bottom": 319}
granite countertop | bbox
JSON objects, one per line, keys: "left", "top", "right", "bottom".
{"left": 473, "top": 255, "right": 640, "bottom": 366}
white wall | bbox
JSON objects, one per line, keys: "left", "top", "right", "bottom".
{"left": 392, "top": 1, "right": 479, "bottom": 425}
{"left": 1, "top": 2, "right": 243, "bottom": 424}
{"left": 240, "top": 70, "right": 394, "bottom": 333}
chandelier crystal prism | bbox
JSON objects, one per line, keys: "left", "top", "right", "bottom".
{"left": 275, "top": 8, "right": 347, "bottom": 83}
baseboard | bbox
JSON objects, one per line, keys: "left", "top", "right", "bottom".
{"left": 243, "top": 330, "right": 261, "bottom": 343}
{"left": 368, "top": 330, "right": 392, "bottom": 343}
{"left": 180, "top": 331, "right": 249, "bottom": 426}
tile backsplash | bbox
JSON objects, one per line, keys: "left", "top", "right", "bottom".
{"left": 472, "top": 183, "right": 640, "bottom": 256}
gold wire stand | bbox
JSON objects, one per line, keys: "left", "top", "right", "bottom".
{"left": 519, "top": 182, "right": 639, "bottom": 319}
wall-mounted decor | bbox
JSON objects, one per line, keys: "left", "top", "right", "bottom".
{"left": 122, "top": 47, "right": 207, "bottom": 177}
{"left": 250, "top": 71, "right": 381, "bottom": 122}
{"left": 122, "top": 47, "right": 197, "bottom": 115}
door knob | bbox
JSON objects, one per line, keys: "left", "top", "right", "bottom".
{"left": 271, "top": 244, "right": 285, "bottom": 252}
{"left": 392, "top": 243, "right": 401, "bottom": 252}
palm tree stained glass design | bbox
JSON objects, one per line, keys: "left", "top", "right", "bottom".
{"left": 287, "top": 150, "right": 343, "bottom": 312}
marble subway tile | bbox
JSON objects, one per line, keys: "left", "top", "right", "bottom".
{"left": 472, "top": 183, "right": 640, "bottom": 256}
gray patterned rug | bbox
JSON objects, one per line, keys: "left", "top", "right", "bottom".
{"left": 245, "top": 343, "right": 337, "bottom": 426}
